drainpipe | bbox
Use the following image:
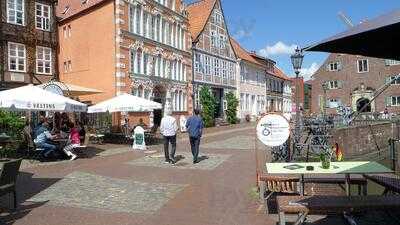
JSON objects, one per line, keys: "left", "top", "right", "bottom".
{"left": 191, "top": 45, "right": 196, "bottom": 114}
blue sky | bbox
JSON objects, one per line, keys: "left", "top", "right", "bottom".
{"left": 185, "top": 0, "right": 400, "bottom": 80}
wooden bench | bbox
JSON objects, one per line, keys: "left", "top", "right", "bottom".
{"left": 277, "top": 195, "right": 400, "bottom": 225}
{"left": 259, "top": 175, "right": 300, "bottom": 214}
{"left": 364, "top": 174, "right": 400, "bottom": 194}
{"left": 303, "top": 175, "right": 368, "bottom": 195}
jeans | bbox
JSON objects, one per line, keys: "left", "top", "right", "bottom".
{"left": 163, "top": 135, "right": 176, "bottom": 161}
{"left": 37, "top": 142, "right": 57, "bottom": 157}
{"left": 189, "top": 136, "right": 201, "bottom": 162}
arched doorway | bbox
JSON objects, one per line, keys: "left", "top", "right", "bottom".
{"left": 152, "top": 85, "right": 166, "bottom": 127}
{"left": 356, "top": 98, "right": 371, "bottom": 112}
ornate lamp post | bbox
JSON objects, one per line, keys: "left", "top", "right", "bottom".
{"left": 290, "top": 47, "right": 304, "bottom": 159}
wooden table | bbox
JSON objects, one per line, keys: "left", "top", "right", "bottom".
{"left": 266, "top": 161, "right": 393, "bottom": 196}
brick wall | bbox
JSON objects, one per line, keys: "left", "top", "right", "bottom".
{"left": 332, "top": 122, "right": 400, "bottom": 160}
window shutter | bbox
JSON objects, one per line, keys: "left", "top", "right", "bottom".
{"left": 325, "top": 64, "right": 330, "bottom": 71}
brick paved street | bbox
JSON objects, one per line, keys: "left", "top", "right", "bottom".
{"left": 0, "top": 123, "right": 396, "bottom": 225}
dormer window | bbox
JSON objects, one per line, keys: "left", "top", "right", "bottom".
{"left": 62, "top": 5, "right": 70, "bottom": 15}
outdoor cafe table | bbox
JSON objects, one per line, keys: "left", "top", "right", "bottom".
{"left": 266, "top": 161, "right": 393, "bottom": 196}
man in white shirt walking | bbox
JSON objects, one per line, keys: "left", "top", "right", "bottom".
{"left": 160, "top": 111, "right": 178, "bottom": 164}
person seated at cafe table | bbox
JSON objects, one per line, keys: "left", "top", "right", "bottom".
{"left": 63, "top": 122, "right": 79, "bottom": 161}
{"left": 33, "top": 116, "right": 47, "bottom": 139}
{"left": 34, "top": 122, "right": 58, "bottom": 158}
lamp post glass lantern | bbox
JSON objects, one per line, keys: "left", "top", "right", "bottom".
{"left": 290, "top": 47, "right": 304, "bottom": 160}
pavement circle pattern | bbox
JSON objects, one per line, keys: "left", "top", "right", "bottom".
{"left": 126, "top": 152, "right": 231, "bottom": 170}
{"left": 28, "top": 171, "right": 186, "bottom": 214}
{"left": 202, "top": 135, "right": 255, "bottom": 150}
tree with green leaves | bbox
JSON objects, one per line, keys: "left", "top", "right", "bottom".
{"left": 224, "top": 92, "right": 239, "bottom": 124}
{"left": 199, "top": 86, "right": 217, "bottom": 127}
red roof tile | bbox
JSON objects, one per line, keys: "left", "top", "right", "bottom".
{"left": 187, "top": 0, "right": 216, "bottom": 41}
{"left": 56, "top": 0, "right": 110, "bottom": 21}
{"left": 274, "top": 66, "right": 291, "bottom": 81}
{"left": 230, "top": 38, "right": 262, "bottom": 66}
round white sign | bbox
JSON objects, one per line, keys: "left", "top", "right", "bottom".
{"left": 256, "top": 114, "right": 290, "bottom": 147}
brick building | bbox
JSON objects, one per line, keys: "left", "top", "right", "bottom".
{"left": 57, "top": 0, "right": 192, "bottom": 127}
{"left": 311, "top": 53, "right": 400, "bottom": 115}
{"left": 304, "top": 81, "right": 312, "bottom": 115}
{"left": 187, "top": 0, "right": 237, "bottom": 119}
{"left": 0, "top": 0, "right": 58, "bottom": 90}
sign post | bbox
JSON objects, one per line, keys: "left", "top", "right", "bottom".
{"left": 255, "top": 114, "right": 290, "bottom": 187}
{"left": 132, "top": 126, "right": 146, "bottom": 150}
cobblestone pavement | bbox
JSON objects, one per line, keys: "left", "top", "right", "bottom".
{"left": 202, "top": 135, "right": 254, "bottom": 150}
{"left": 127, "top": 152, "right": 231, "bottom": 170}
{"left": 28, "top": 171, "right": 185, "bottom": 214}
{"left": 1, "top": 123, "right": 394, "bottom": 225}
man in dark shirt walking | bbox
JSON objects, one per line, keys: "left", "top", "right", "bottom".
{"left": 186, "top": 109, "right": 204, "bottom": 164}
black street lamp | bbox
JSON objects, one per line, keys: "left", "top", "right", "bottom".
{"left": 290, "top": 47, "right": 304, "bottom": 160}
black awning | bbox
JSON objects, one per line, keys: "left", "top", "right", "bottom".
{"left": 305, "top": 9, "right": 400, "bottom": 60}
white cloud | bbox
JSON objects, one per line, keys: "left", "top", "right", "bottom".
{"left": 258, "top": 41, "right": 297, "bottom": 57}
{"left": 300, "top": 62, "right": 319, "bottom": 81}
{"left": 233, "top": 29, "right": 252, "bottom": 40}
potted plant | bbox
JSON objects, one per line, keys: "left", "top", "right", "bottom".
{"left": 319, "top": 147, "right": 333, "bottom": 169}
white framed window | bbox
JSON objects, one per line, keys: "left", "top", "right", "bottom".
{"left": 7, "top": 0, "right": 24, "bottom": 26}
{"left": 240, "top": 64, "right": 245, "bottom": 82}
{"left": 211, "top": 31, "right": 217, "bottom": 47}
{"left": 35, "top": 3, "right": 51, "bottom": 31}
{"left": 215, "top": 59, "right": 220, "bottom": 77}
{"left": 130, "top": 49, "right": 135, "bottom": 74}
{"left": 222, "top": 61, "right": 227, "bottom": 78}
{"left": 229, "top": 63, "right": 234, "bottom": 80}
{"left": 328, "top": 61, "right": 340, "bottom": 71}
{"left": 8, "top": 42, "right": 26, "bottom": 72}
{"left": 36, "top": 46, "right": 52, "bottom": 74}
{"left": 205, "top": 56, "right": 211, "bottom": 75}
{"left": 219, "top": 35, "right": 226, "bottom": 49}
{"left": 357, "top": 59, "right": 369, "bottom": 73}
{"left": 214, "top": 11, "right": 223, "bottom": 25}
{"left": 194, "top": 53, "right": 201, "bottom": 73}
{"left": 391, "top": 96, "right": 400, "bottom": 106}
{"left": 143, "top": 53, "right": 149, "bottom": 75}
{"left": 67, "top": 60, "right": 72, "bottom": 71}
{"left": 327, "top": 80, "right": 340, "bottom": 89}
{"left": 143, "top": 12, "right": 148, "bottom": 37}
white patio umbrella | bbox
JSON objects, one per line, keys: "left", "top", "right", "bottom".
{"left": 0, "top": 85, "right": 87, "bottom": 112}
{"left": 87, "top": 93, "right": 162, "bottom": 113}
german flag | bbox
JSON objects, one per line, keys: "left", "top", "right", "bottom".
{"left": 334, "top": 143, "right": 343, "bottom": 161}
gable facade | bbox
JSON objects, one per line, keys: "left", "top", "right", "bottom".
{"left": 311, "top": 53, "right": 400, "bottom": 115}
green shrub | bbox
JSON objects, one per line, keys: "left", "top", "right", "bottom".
{"left": 0, "top": 110, "right": 24, "bottom": 139}
{"left": 224, "top": 92, "right": 238, "bottom": 124}
{"left": 199, "top": 86, "right": 217, "bottom": 127}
